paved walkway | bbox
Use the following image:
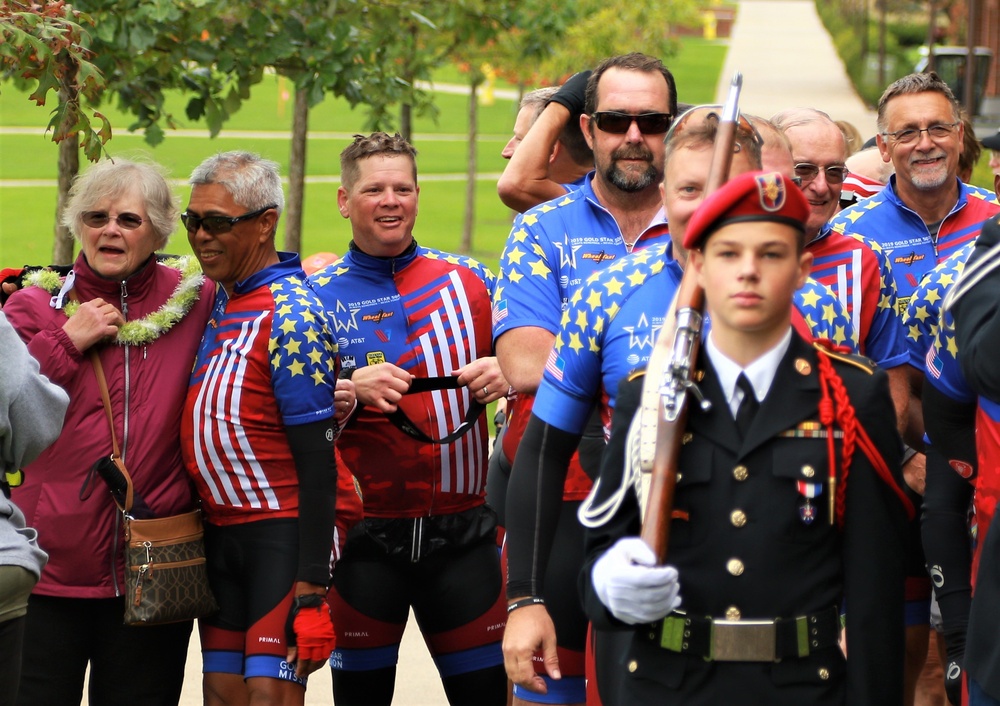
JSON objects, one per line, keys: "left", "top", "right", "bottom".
{"left": 717, "top": 0, "right": 879, "bottom": 138}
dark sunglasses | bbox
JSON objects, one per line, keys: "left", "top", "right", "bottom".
{"left": 181, "top": 205, "right": 276, "bottom": 235}
{"left": 665, "top": 105, "right": 763, "bottom": 148}
{"left": 82, "top": 211, "right": 144, "bottom": 230}
{"left": 793, "top": 163, "right": 849, "bottom": 185}
{"left": 592, "top": 111, "right": 673, "bottom": 135}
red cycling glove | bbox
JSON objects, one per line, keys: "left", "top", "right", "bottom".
{"left": 286, "top": 594, "right": 336, "bottom": 663}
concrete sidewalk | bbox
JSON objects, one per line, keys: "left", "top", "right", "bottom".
{"left": 716, "top": 0, "right": 879, "bottom": 139}
{"left": 84, "top": 610, "right": 448, "bottom": 705}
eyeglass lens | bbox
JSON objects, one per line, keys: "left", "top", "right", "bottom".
{"left": 82, "top": 211, "right": 144, "bottom": 230}
{"left": 594, "top": 112, "right": 673, "bottom": 135}
{"left": 888, "top": 123, "right": 957, "bottom": 144}
{"left": 793, "top": 163, "right": 849, "bottom": 185}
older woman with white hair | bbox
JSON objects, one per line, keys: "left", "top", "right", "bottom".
{"left": 3, "top": 156, "right": 215, "bottom": 705}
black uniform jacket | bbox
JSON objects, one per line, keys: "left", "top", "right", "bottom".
{"left": 581, "top": 332, "right": 908, "bottom": 706}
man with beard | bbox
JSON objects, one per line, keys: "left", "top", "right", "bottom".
{"left": 493, "top": 52, "right": 676, "bottom": 706}
{"left": 830, "top": 73, "right": 997, "bottom": 706}
{"left": 831, "top": 72, "right": 998, "bottom": 315}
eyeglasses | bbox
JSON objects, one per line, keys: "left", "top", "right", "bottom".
{"left": 882, "top": 121, "right": 960, "bottom": 145}
{"left": 82, "top": 211, "right": 144, "bottom": 230}
{"left": 592, "top": 111, "right": 673, "bottom": 135}
{"left": 664, "top": 105, "right": 764, "bottom": 150}
{"left": 181, "top": 205, "right": 276, "bottom": 235}
{"left": 793, "top": 163, "right": 850, "bottom": 185}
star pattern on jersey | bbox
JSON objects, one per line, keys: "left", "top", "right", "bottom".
{"left": 500, "top": 193, "right": 586, "bottom": 282}
{"left": 552, "top": 243, "right": 673, "bottom": 360}
{"left": 267, "top": 277, "right": 338, "bottom": 385}
{"left": 903, "top": 242, "right": 973, "bottom": 345}
{"left": 795, "top": 278, "right": 854, "bottom": 349}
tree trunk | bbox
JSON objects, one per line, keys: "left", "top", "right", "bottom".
{"left": 401, "top": 102, "right": 412, "bottom": 143}
{"left": 53, "top": 77, "right": 79, "bottom": 265}
{"left": 461, "top": 80, "right": 479, "bottom": 255}
{"left": 284, "top": 85, "right": 309, "bottom": 254}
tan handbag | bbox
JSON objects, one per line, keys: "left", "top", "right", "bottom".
{"left": 91, "top": 350, "right": 218, "bottom": 625}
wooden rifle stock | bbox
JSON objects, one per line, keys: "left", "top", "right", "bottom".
{"left": 640, "top": 74, "right": 744, "bottom": 564}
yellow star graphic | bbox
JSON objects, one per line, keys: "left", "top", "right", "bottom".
{"left": 913, "top": 305, "right": 931, "bottom": 323}
{"left": 938, "top": 272, "right": 955, "bottom": 287}
{"left": 269, "top": 337, "right": 279, "bottom": 353}
{"left": 305, "top": 328, "right": 320, "bottom": 344}
{"left": 271, "top": 353, "right": 281, "bottom": 367}
{"left": 589, "top": 336, "right": 600, "bottom": 353}
{"left": 586, "top": 288, "right": 602, "bottom": 311}
{"left": 445, "top": 255, "right": 462, "bottom": 265}
{"left": 604, "top": 277, "right": 624, "bottom": 297}
{"left": 799, "top": 287, "right": 821, "bottom": 309}
{"left": 274, "top": 293, "right": 290, "bottom": 305}
{"left": 924, "top": 287, "right": 942, "bottom": 306}
{"left": 628, "top": 269, "right": 644, "bottom": 287}
{"left": 529, "top": 260, "right": 552, "bottom": 278}
{"left": 277, "top": 304, "right": 293, "bottom": 316}
{"left": 311, "top": 369, "right": 326, "bottom": 386}
{"left": 335, "top": 266, "right": 350, "bottom": 276}
{"left": 568, "top": 332, "right": 583, "bottom": 352}
{"left": 301, "top": 309, "right": 316, "bottom": 323}
{"left": 822, "top": 303, "right": 836, "bottom": 325}
{"left": 509, "top": 271, "right": 524, "bottom": 284}
{"left": 288, "top": 360, "right": 305, "bottom": 377}
{"left": 511, "top": 228, "right": 529, "bottom": 244}
{"left": 607, "top": 301, "right": 620, "bottom": 320}
{"left": 946, "top": 335, "right": 958, "bottom": 357}
{"left": 907, "top": 324, "right": 920, "bottom": 341}
{"left": 308, "top": 349, "right": 324, "bottom": 366}
{"left": 522, "top": 213, "right": 538, "bottom": 226}
{"left": 279, "top": 318, "right": 298, "bottom": 335}
{"left": 539, "top": 203, "right": 556, "bottom": 213}
{"left": 286, "top": 338, "right": 302, "bottom": 355}
{"left": 575, "top": 309, "right": 588, "bottom": 330}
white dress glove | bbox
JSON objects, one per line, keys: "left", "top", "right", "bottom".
{"left": 591, "top": 537, "right": 682, "bottom": 625}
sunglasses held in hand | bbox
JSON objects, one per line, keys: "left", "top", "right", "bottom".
{"left": 180, "top": 205, "right": 276, "bottom": 235}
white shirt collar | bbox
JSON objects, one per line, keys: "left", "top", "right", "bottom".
{"left": 705, "top": 328, "right": 794, "bottom": 418}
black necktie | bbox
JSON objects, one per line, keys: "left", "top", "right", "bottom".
{"left": 735, "top": 373, "right": 758, "bottom": 438}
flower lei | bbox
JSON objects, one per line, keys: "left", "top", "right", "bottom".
{"left": 24, "top": 256, "right": 205, "bottom": 346}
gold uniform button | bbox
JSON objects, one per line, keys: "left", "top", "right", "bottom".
{"left": 725, "top": 606, "right": 741, "bottom": 620}
{"left": 733, "top": 465, "right": 749, "bottom": 481}
{"left": 818, "top": 667, "right": 830, "bottom": 680}
{"left": 726, "top": 558, "right": 745, "bottom": 576}
{"left": 730, "top": 510, "right": 747, "bottom": 528}
{"left": 801, "top": 464, "right": 816, "bottom": 478}
{"left": 628, "top": 660, "right": 638, "bottom": 673}
{"left": 682, "top": 432, "right": 694, "bottom": 445}
{"left": 676, "top": 473, "right": 683, "bottom": 482}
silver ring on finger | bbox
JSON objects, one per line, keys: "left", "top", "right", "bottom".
{"left": 482, "top": 386, "right": 489, "bottom": 396}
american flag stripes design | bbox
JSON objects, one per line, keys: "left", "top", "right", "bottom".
{"left": 184, "top": 273, "right": 338, "bottom": 524}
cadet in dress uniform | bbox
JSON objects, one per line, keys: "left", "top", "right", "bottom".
{"left": 580, "top": 171, "right": 913, "bottom": 705}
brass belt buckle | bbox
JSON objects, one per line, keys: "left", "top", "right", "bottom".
{"left": 710, "top": 619, "right": 777, "bottom": 661}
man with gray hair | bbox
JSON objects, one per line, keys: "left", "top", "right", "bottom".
{"left": 498, "top": 75, "right": 594, "bottom": 212}
{"left": 772, "top": 108, "right": 907, "bottom": 409}
{"left": 830, "top": 73, "right": 999, "bottom": 706}
{"left": 182, "top": 151, "right": 352, "bottom": 706}
{"left": 831, "top": 72, "right": 998, "bottom": 309}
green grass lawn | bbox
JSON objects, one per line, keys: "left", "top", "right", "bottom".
{"left": 1, "top": 40, "right": 730, "bottom": 267}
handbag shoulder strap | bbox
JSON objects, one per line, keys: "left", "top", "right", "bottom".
{"left": 74, "top": 283, "right": 137, "bottom": 515}
{"left": 89, "top": 350, "right": 135, "bottom": 514}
